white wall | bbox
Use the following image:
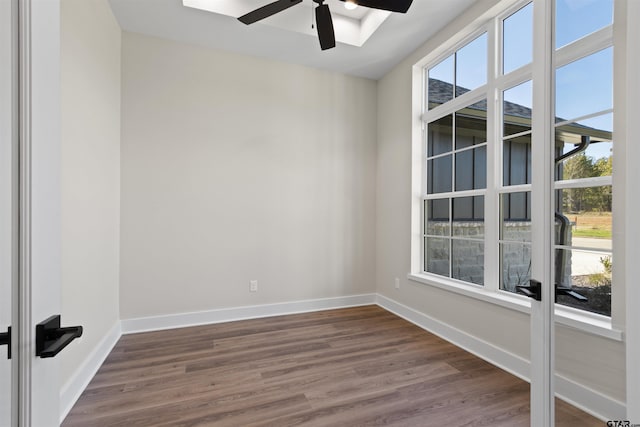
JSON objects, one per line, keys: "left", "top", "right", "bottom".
{"left": 60, "top": 0, "right": 121, "bottom": 397}
{"left": 375, "top": 0, "right": 625, "bottom": 413}
{"left": 119, "top": 33, "right": 377, "bottom": 320}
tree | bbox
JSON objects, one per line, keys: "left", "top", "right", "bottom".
{"left": 594, "top": 155, "right": 612, "bottom": 176}
{"left": 561, "top": 152, "right": 612, "bottom": 213}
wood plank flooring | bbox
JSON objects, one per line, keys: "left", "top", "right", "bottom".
{"left": 63, "top": 306, "right": 602, "bottom": 426}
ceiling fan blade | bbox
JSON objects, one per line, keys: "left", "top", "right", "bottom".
{"left": 315, "top": 3, "right": 335, "bottom": 51}
{"left": 238, "top": 0, "right": 303, "bottom": 25}
{"left": 338, "top": 0, "right": 413, "bottom": 13}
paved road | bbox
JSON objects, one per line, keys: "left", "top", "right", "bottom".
{"left": 572, "top": 237, "right": 612, "bottom": 250}
{"left": 568, "top": 237, "right": 612, "bottom": 276}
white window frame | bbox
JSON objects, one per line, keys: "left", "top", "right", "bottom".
{"left": 409, "top": 0, "right": 623, "bottom": 341}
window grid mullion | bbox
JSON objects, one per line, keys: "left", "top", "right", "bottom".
{"left": 484, "top": 15, "right": 500, "bottom": 292}
{"left": 426, "top": 141, "right": 488, "bottom": 161}
{"left": 554, "top": 109, "right": 613, "bottom": 128}
{"left": 452, "top": 113, "right": 456, "bottom": 194}
{"left": 422, "top": 88, "right": 488, "bottom": 123}
{"left": 555, "top": 25, "right": 613, "bottom": 68}
{"left": 423, "top": 189, "right": 486, "bottom": 200}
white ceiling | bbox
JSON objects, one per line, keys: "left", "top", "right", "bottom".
{"left": 108, "top": 0, "right": 476, "bottom": 80}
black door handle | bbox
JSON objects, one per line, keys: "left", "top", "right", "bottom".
{"left": 515, "top": 280, "right": 588, "bottom": 303}
{"left": 516, "top": 279, "right": 542, "bottom": 301}
{"left": 556, "top": 285, "right": 588, "bottom": 302}
{"left": 0, "top": 326, "right": 11, "bottom": 359}
{"left": 36, "top": 315, "right": 83, "bottom": 358}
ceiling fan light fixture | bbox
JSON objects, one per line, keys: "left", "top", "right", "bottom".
{"left": 344, "top": 1, "right": 358, "bottom": 10}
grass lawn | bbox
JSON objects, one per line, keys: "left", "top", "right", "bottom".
{"left": 567, "top": 213, "right": 612, "bottom": 239}
{"left": 572, "top": 228, "right": 612, "bottom": 239}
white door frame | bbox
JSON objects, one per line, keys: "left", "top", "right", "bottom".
{"left": 529, "top": 0, "right": 555, "bottom": 425}
{"left": 18, "top": 0, "right": 62, "bottom": 425}
{"left": 1, "top": 0, "right": 19, "bottom": 425}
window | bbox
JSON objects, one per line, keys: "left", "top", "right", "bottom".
{"left": 427, "top": 33, "right": 487, "bottom": 110}
{"left": 418, "top": 0, "right": 614, "bottom": 318}
{"left": 553, "top": 0, "right": 613, "bottom": 316}
{"left": 503, "top": 2, "right": 533, "bottom": 74}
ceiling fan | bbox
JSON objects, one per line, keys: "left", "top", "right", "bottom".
{"left": 238, "top": 0, "right": 414, "bottom": 51}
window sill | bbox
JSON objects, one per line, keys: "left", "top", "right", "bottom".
{"left": 554, "top": 305, "right": 622, "bottom": 341}
{"left": 407, "top": 272, "right": 623, "bottom": 342}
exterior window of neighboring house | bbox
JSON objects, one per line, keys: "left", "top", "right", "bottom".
{"left": 420, "top": 0, "right": 613, "bottom": 317}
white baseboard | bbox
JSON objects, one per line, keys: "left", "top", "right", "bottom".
{"left": 375, "top": 294, "right": 626, "bottom": 422}
{"left": 121, "top": 294, "right": 377, "bottom": 334}
{"left": 59, "top": 320, "right": 122, "bottom": 424}
{"left": 556, "top": 374, "right": 626, "bottom": 422}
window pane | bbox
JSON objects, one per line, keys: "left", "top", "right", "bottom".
{"left": 427, "top": 155, "right": 452, "bottom": 194}
{"left": 455, "top": 101, "right": 487, "bottom": 149}
{"left": 556, "top": 187, "right": 612, "bottom": 243}
{"left": 452, "top": 196, "right": 484, "bottom": 238}
{"left": 503, "top": 2, "right": 533, "bottom": 74}
{"left": 456, "top": 33, "right": 487, "bottom": 96}
{"left": 455, "top": 146, "right": 486, "bottom": 191}
{"left": 503, "top": 134, "right": 532, "bottom": 186}
{"left": 555, "top": 187, "right": 612, "bottom": 315}
{"left": 503, "top": 191, "right": 531, "bottom": 222}
{"left": 556, "top": 150, "right": 612, "bottom": 181}
{"left": 556, "top": 0, "right": 613, "bottom": 49}
{"left": 426, "top": 199, "right": 450, "bottom": 236}
{"left": 555, "top": 249, "right": 611, "bottom": 316}
{"left": 500, "top": 242, "right": 531, "bottom": 293}
{"left": 555, "top": 114, "right": 613, "bottom": 180}
{"left": 452, "top": 239, "right": 484, "bottom": 285}
{"left": 428, "top": 115, "right": 453, "bottom": 157}
{"left": 503, "top": 81, "right": 532, "bottom": 137}
{"left": 455, "top": 150, "right": 471, "bottom": 191}
{"left": 425, "top": 237, "right": 450, "bottom": 277}
{"left": 428, "top": 55, "right": 454, "bottom": 110}
{"left": 501, "top": 192, "right": 531, "bottom": 242}
{"left": 556, "top": 48, "right": 612, "bottom": 122}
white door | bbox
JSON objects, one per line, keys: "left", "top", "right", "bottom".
{"left": 2, "top": 0, "right": 63, "bottom": 425}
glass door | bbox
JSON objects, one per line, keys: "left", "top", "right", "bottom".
{"left": 529, "top": 0, "right": 615, "bottom": 424}
{"left": 553, "top": 1, "right": 613, "bottom": 319}
{"left": 552, "top": 0, "right": 614, "bottom": 425}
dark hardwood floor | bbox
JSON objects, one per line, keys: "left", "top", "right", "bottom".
{"left": 63, "top": 306, "right": 602, "bottom": 426}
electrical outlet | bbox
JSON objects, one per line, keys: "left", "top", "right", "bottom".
{"left": 250, "top": 280, "right": 258, "bottom": 292}
{"left": 394, "top": 277, "right": 400, "bottom": 289}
